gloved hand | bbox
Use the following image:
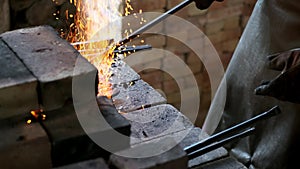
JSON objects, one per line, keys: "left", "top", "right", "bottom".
{"left": 254, "top": 49, "right": 300, "bottom": 103}
{"left": 194, "top": 0, "right": 224, "bottom": 10}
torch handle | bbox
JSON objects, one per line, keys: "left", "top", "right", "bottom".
{"left": 117, "top": 0, "right": 194, "bottom": 46}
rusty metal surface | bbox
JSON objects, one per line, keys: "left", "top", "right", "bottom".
{"left": 0, "top": 26, "right": 83, "bottom": 82}
{"left": 0, "top": 116, "right": 51, "bottom": 169}
{"left": 41, "top": 101, "right": 130, "bottom": 167}
{"left": 109, "top": 138, "right": 188, "bottom": 169}
{"left": 0, "top": 39, "right": 38, "bottom": 119}
{"left": 0, "top": 39, "right": 36, "bottom": 88}
{"left": 122, "top": 104, "right": 193, "bottom": 145}
{"left": 109, "top": 59, "right": 141, "bottom": 85}
{"left": 112, "top": 80, "right": 166, "bottom": 112}
{"left": 0, "top": 26, "right": 97, "bottom": 111}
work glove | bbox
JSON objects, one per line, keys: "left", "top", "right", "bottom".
{"left": 254, "top": 49, "right": 300, "bottom": 104}
{"left": 194, "top": 0, "right": 224, "bottom": 10}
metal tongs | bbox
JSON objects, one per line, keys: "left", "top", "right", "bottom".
{"left": 184, "top": 105, "right": 281, "bottom": 159}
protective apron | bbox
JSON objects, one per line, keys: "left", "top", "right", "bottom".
{"left": 203, "top": 0, "right": 300, "bottom": 168}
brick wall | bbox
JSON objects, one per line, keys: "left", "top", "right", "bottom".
{"left": 127, "top": 0, "right": 257, "bottom": 127}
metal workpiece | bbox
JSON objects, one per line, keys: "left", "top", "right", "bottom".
{"left": 185, "top": 106, "right": 281, "bottom": 160}
{"left": 187, "top": 128, "right": 255, "bottom": 160}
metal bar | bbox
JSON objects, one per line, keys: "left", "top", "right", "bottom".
{"left": 71, "top": 40, "right": 101, "bottom": 46}
{"left": 71, "top": 39, "right": 114, "bottom": 46}
{"left": 76, "top": 45, "right": 152, "bottom": 59}
{"left": 77, "top": 45, "right": 152, "bottom": 54}
{"left": 78, "top": 49, "right": 106, "bottom": 53}
{"left": 114, "top": 45, "right": 152, "bottom": 54}
{"left": 117, "top": 0, "right": 194, "bottom": 46}
{"left": 184, "top": 105, "right": 281, "bottom": 154}
{"left": 187, "top": 127, "right": 256, "bottom": 160}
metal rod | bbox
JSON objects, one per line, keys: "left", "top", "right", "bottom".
{"left": 71, "top": 40, "right": 102, "bottom": 46}
{"left": 114, "top": 45, "right": 152, "bottom": 54}
{"left": 71, "top": 39, "right": 114, "bottom": 46}
{"left": 117, "top": 0, "right": 194, "bottom": 46}
{"left": 187, "top": 127, "right": 256, "bottom": 160}
{"left": 78, "top": 49, "right": 106, "bottom": 53}
{"left": 77, "top": 45, "right": 152, "bottom": 54}
{"left": 184, "top": 105, "right": 281, "bottom": 154}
